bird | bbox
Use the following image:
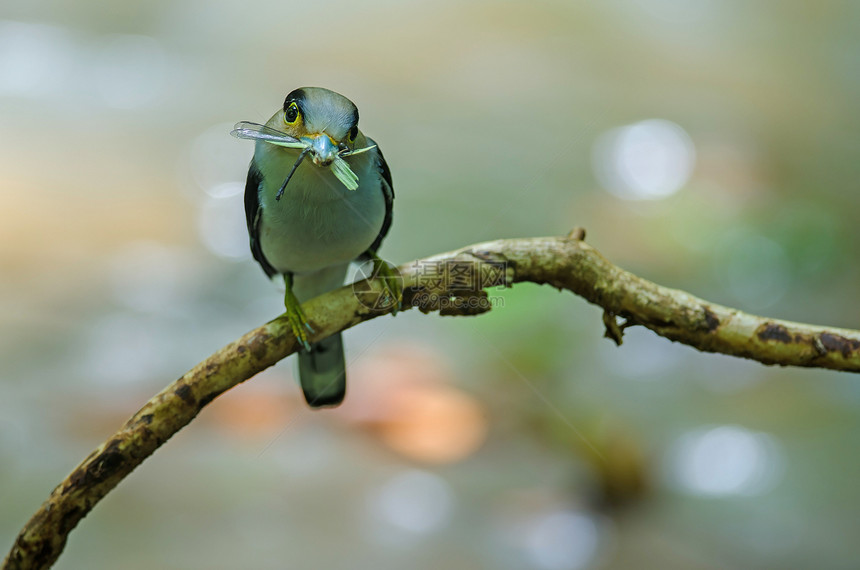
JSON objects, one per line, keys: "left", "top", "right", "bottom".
{"left": 241, "top": 87, "right": 399, "bottom": 408}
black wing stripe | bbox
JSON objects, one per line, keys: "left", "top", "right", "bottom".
{"left": 244, "top": 160, "right": 278, "bottom": 277}
{"left": 366, "top": 141, "right": 394, "bottom": 255}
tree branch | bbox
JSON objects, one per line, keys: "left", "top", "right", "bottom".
{"left": 5, "top": 232, "right": 860, "bottom": 569}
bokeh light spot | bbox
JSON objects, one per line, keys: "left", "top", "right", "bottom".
{"left": 189, "top": 123, "right": 252, "bottom": 194}
{"left": 0, "top": 20, "right": 72, "bottom": 97}
{"left": 668, "top": 425, "right": 783, "bottom": 497}
{"left": 524, "top": 511, "right": 600, "bottom": 570}
{"left": 593, "top": 119, "right": 695, "bottom": 200}
{"left": 196, "top": 193, "right": 249, "bottom": 260}
{"left": 344, "top": 344, "right": 488, "bottom": 464}
{"left": 369, "top": 469, "right": 454, "bottom": 535}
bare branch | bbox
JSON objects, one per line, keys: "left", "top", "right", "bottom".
{"left": 5, "top": 233, "right": 860, "bottom": 569}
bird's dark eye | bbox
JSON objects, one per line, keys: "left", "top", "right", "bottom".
{"left": 284, "top": 102, "right": 300, "bottom": 124}
{"left": 348, "top": 125, "right": 358, "bottom": 142}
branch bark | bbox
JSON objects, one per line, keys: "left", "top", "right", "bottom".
{"left": 5, "top": 232, "right": 860, "bottom": 569}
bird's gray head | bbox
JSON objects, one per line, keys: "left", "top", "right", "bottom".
{"left": 270, "top": 87, "right": 360, "bottom": 166}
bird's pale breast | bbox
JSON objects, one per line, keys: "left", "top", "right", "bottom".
{"left": 255, "top": 145, "right": 385, "bottom": 275}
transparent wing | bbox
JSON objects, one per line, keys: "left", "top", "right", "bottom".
{"left": 340, "top": 144, "right": 377, "bottom": 157}
{"left": 230, "top": 121, "right": 308, "bottom": 149}
{"left": 232, "top": 121, "right": 361, "bottom": 191}
{"left": 331, "top": 146, "right": 377, "bottom": 189}
{"left": 331, "top": 156, "right": 359, "bottom": 191}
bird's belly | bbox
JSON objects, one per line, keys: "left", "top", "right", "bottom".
{"left": 259, "top": 192, "right": 384, "bottom": 275}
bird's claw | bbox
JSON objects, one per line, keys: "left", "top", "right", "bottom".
{"left": 284, "top": 287, "right": 313, "bottom": 351}
{"left": 286, "top": 310, "right": 312, "bottom": 352}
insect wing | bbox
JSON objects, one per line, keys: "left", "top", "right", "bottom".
{"left": 341, "top": 144, "right": 377, "bottom": 157}
{"left": 230, "top": 122, "right": 307, "bottom": 149}
{"left": 331, "top": 156, "right": 359, "bottom": 191}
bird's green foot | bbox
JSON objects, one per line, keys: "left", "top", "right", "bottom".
{"left": 370, "top": 253, "right": 402, "bottom": 314}
{"left": 284, "top": 281, "right": 314, "bottom": 351}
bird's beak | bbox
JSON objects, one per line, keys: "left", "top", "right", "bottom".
{"left": 302, "top": 133, "right": 339, "bottom": 167}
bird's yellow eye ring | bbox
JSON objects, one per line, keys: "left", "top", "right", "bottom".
{"left": 284, "top": 102, "right": 300, "bottom": 125}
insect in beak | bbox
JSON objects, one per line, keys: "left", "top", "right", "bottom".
{"left": 231, "top": 121, "right": 376, "bottom": 193}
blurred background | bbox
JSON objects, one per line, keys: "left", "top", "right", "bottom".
{"left": 2, "top": 0, "right": 860, "bottom": 568}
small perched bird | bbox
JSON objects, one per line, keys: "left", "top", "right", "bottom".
{"left": 239, "top": 87, "right": 399, "bottom": 408}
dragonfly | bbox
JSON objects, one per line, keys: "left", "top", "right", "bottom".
{"left": 230, "top": 121, "right": 377, "bottom": 198}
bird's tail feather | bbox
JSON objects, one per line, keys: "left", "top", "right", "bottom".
{"left": 298, "top": 333, "right": 346, "bottom": 408}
